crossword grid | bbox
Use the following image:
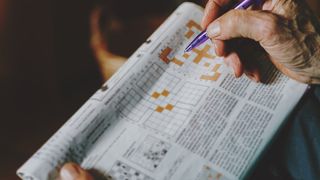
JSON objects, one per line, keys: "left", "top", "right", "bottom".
{"left": 173, "top": 44, "right": 224, "bottom": 82}
{"left": 136, "top": 64, "right": 180, "bottom": 95}
{"left": 116, "top": 89, "right": 149, "bottom": 122}
{"left": 185, "top": 20, "right": 202, "bottom": 39}
{"left": 178, "top": 82, "right": 208, "bottom": 106}
{"left": 157, "top": 19, "right": 224, "bottom": 82}
{"left": 136, "top": 64, "right": 190, "bottom": 136}
{"left": 159, "top": 44, "right": 224, "bottom": 82}
{"left": 117, "top": 86, "right": 191, "bottom": 136}
{"left": 116, "top": 62, "right": 210, "bottom": 136}
{"left": 144, "top": 107, "right": 190, "bottom": 137}
{"left": 136, "top": 64, "right": 163, "bottom": 93}
{"left": 128, "top": 136, "right": 171, "bottom": 172}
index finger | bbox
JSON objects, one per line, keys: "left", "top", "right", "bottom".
{"left": 202, "top": 0, "right": 255, "bottom": 29}
{"left": 201, "top": 0, "right": 233, "bottom": 29}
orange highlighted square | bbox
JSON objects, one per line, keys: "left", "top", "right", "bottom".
{"left": 183, "top": 53, "right": 190, "bottom": 59}
{"left": 204, "top": 62, "right": 210, "bottom": 67}
{"left": 165, "top": 104, "right": 174, "bottom": 111}
{"left": 212, "top": 64, "right": 221, "bottom": 72}
{"left": 151, "top": 92, "right": 160, "bottom": 99}
{"left": 200, "top": 73, "right": 221, "bottom": 81}
{"left": 159, "top": 47, "right": 172, "bottom": 64}
{"left": 185, "top": 20, "right": 202, "bottom": 39}
{"left": 161, "top": 89, "right": 170, "bottom": 97}
{"left": 187, "top": 20, "right": 201, "bottom": 30}
{"left": 185, "top": 31, "right": 194, "bottom": 39}
{"left": 155, "top": 106, "right": 164, "bottom": 113}
{"left": 192, "top": 45, "right": 214, "bottom": 64}
{"left": 172, "top": 58, "right": 184, "bottom": 66}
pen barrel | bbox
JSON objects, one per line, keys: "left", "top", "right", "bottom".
{"left": 234, "top": 0, "right": 256, "bottom": 9}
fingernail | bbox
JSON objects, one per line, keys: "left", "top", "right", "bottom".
{"left": 207, "top": 21, "right": 221, "bottom": 38}
{"left": 60, "top": 165, "right": 79, "bottom": 180}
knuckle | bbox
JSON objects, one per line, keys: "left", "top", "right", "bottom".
{"left": 259, "top": 14, "right": 280, "bottom": 40}
{"left": 224, "top": 10, "right": 245, "bottom": 35}
{"left": 224, "top": 10, "right": 241, "bottom": 28}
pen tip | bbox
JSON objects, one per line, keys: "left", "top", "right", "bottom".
{"left": 184, "top": 46, "right": 192, "bottom": 52}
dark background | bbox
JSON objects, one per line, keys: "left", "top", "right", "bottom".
{"left": 0, "top": 0, "right": 201, "bottom": 179}
{"left": 1, "top": 1, "right": 101, "bottom": 179}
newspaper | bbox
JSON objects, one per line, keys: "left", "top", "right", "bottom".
{"left": 17, "top": 2, "right": 309, "bottom": 180}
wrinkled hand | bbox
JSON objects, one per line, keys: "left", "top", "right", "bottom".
{"left": 60, "top": 163, "right": 93, "bottom": 180}
{"left": 203, "top": 0, "right": 320, "bottom": 84}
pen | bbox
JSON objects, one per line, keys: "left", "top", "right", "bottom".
{"left": 185, "top": 0, "right": 258, "bottom": 52}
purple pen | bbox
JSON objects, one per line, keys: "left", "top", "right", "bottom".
{"left": 185, "top": 0, "right": 259, "bottom": 52}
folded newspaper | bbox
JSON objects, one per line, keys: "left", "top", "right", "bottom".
{"left": 18, "top": 2, "right": 309, "bottom": 180}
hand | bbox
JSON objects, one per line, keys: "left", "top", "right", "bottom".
{"left": 60, "top": 163, "right": 93, "bottom": 180}
{"left": 202, "top": 0, "right": 320, "bottom": 84}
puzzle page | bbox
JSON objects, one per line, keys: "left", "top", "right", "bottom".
{"left": 17, "top": 2, "right": 308, "bottom": 180}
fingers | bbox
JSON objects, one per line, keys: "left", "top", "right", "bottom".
{"left": 245, "top": 68, "right": 261, "bottom": 82}
{"left": 201, "top": 0, "right": 220, "bottom": 28}
{"left": 207, "top": 10, "right": 279, "bottom": 44}
{"left": 221, "top": 38, "right": 262, "bottom": 81}
{"left": 213, "top": 39, "right": 226, "bottom": 56}
{"left": 201, "top": 0, "right": 232, "bottom": 28}
{"left": 224, "top": 52, "right": 244, "bottom": 78}
{"left": 203, "top": 1, "right": 271, "bottom": 82}
{"left": 60, "top": 163, "right": 93, "bottom": 180}
{"left": 224, "top": 52, "right": 261, "bottom": 81}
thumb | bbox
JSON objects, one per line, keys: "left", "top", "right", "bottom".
{"left": 207, "top": 10, "right": 279, "bottom": 43}
{"left": 60, "top": 163, "right": 93, "bottom": 180}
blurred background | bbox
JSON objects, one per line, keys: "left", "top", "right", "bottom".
{"left": 0, "top": 0, "right": 319, "bottom": 179}
{"left": 0, "top": 0, "right": 204, "bottom": 179}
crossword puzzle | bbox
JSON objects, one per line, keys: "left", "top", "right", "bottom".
{"left": 159, "top": 20, "right": 224, "bottom": 82}
{"left": 116, "top": 62, "right": 209, "bottom": 136}
{"left": 144, "top": 104, "right": 190, "bottom": 136}
{"left": 116, "top": 89, "right": 145, "bottom": 122}
{"left": 177, "top": 82, "right": 208, "bottom": 105}
{"left": 136, "top": 64, "right": 179, "bottom": 94}
{"left": 116, "top": 64, "right": 180, "bottom": 122}
{"left": 139, "top": 64, "right": 191, "bottom": 136}
{"left": 128, "top": 136, "right": 171, "bottom": 172}
{"left": 185, "top": 20, "right": 202, "bottom": 38}
{"left": 109, "top": 161, "right": 153, "bottom": 180}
